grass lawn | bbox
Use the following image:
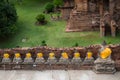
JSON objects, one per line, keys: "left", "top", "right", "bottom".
{"left": 0, "top": 0, "right": 120, "bottom": 48}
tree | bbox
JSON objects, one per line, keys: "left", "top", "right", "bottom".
{"left": 0, "top": 0, "right": 17, "bottom": 38}
{"left": 53, "top": 0, "right": 63, "bottom": 8}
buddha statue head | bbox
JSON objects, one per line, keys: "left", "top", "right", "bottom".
{"left": 37, "top": 53, "right": 43, "bottom": 58}
{"left": 49, "top": 52, "right": 55, "bottom": 59}
{"left": 15, "top": 53, "right": 21, "bottom": 58}
{"left": 74, "top": 52, "right": 80, "bottom": 58}
{"left": 62, "top": 52, "right": 68, "bottom": 59}
{"left": 100, "top": 48, "right": 112, "bottom": 59}
{"left": 26, "top": 53, "right": 31, "bottom": 58}
{"left": 87, "top": 51, "right": 93, "bottom": 59}
{"left": 3, "top": 53, "right": 10, "bottom": 59}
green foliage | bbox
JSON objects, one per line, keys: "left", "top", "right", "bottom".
{"left": 1, "top": 0, "right": 120, "bottom": 48}
{"left": 53, "top": 0, "right": 63, "bottom": 7}
{"left": 45, "top": 2, "right": 54, "bottom": 13}
{"left": 41, "top": 40, "right": 47, "bottom": 46}
{"left": 36, "top": 14, "right": 46, "bottom": 24}
{"left": 0, "top": 0, "right": 17, "bottom": 38}
{"left": 74, "top": 43, "right": 79, "bottom": 47}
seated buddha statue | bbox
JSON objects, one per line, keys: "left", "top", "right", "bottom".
{"left": 58, "top": 52, "right": 70, "bottom": 64}
{"left": 94, "top": 46, "right": 116, "bottom": 73}
{"left": 2, "top": 53, "right": 11, "bottom": 63}
{"left": 46, "top": 52, "right": 57, "bottom": 64}
{"left": 23, "top": 53, "right": 33, "bottom": 63}
{"left": 13, "top": 53, "right": 22, "bottom": 63}
{"left": 35, "top": 53, "right": 45, "bottom": 64}
{"left": 71, "top": 52, "right": 82, "bottom": 65}
{"left": 83, "top": 51, "right": 94, "bottom": 65}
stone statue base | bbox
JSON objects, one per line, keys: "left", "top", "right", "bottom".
{"left": 58, "top": 58, "right": 70, "bottom": 64}
{"left": 2, "top": 58, "right": 11, "bottom": 63}
{"left": 35, "top": 58, "right": 45, "bottom": 64}
{"left": 71, "top": 58, "right": 82, "bottom": 65}
{"left": 83, "top": 57, "right": 94, "bottom": 65}
{"left": 94, "top": 58, "right": 116, "bottom": 74}
{"left": 13, "top": 58, "right": 22, "bottom": 63}
{"left": 46, "top": 58, "right": 57, "bottom": 64}
{"left": 23, "top": 58, "right": 33, "bottom": 63}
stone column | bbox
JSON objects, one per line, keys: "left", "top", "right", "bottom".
{"left": 100, "top": 19, "right": 105, "bottom": 37}
{"left": 111, "top": 20, "right": 116, "bottom": 37}
{"left": 99, "top": 0, "right": 104, "bottom": 17}
{"left": 99, "top": 0, "right": 105, "bottom": 37}
{"left": 109, "top": 0, "right": 114, "bottom": 16}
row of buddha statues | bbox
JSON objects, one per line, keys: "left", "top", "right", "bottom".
{"left": 1, "top": 47, "right": 113, "bottom": 65}
{"left": 1, "top": 51, "right": 94, "bottom": 65}
{"left": 0, "top": 46, "right": 116, "bottom": 73}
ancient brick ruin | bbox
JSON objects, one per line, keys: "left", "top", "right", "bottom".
{"left": 61, "top": 0, "right": 120, "bottom": 37}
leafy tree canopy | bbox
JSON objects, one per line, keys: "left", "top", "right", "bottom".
{"left": 0, "top": 0, "right": 17, "bottom": 38}
{"left": 53, "top": 0, "right": 63, "bottom": 7}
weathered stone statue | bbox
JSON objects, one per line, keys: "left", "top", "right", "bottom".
{"left": 71, "top": 52, "right": 82, "bottom": 65}
{"left": 71, "top": 52, "right": 82, "bottom": 69}
{"left": 13, "top": 53, "right": 22, "bottom": 63}
{"left": 94, "top": 46, "right": 116, "bottom": 73}
{"left": 46, "top": 52, "right": 57, "bottom": 64}
{"left": 2, "top": 53, "right": 11, "bottom": 63}
{"left": 35, "top": 53, "right": 45, "bottom": 64}
{"left": 23, "top": 53, "right": 33, "bottom": 63}
{"left": 83, "top": 51, "right": 94, "bottom": 65}
{"left": 58, "top": 52, "right": 70, "bottom": 64}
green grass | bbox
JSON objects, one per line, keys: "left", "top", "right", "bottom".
{"left": 0, "top": 0, "right": 120, "bottom": 48}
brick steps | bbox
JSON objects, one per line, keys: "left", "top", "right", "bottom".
{"left": 66, "top": 10, "right": 93, "bottom": 32}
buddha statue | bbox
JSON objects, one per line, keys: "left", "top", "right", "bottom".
{"left": 58, "top": 52, "right": 70, "bottom": 64}
{"left": 83, "top": 51, "right": 94, "bottom": 65}
{"left": 71, "top": 52, "right": 82, "bottom": 65}
{"left": 94, "top": 46, "right": 116, "bottom": 73}
{"left": 13, "top": 53, "right": 22, "bottom": 63}
{"left": 35, "top": 53, "right": 45, "bottom": 64}
{"left": 23, "top": 53, "right": 33, "bottom": 63}
{"left": 46, "top": 52, "right": 57, "bottom": 64}
{"left": 2, "top": 53, "right": 11, "bottom": 63}
{"left": 100, "top": 47, "right": 112, "bottom": 59}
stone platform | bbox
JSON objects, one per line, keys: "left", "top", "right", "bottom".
{"left": 94, "top": 58, "right": 116, "bottom": 74}
{"left": 0, "top": 70, "right": 120, "bottom": 80}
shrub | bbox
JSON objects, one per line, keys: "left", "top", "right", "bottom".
{"left": 45, "top": 2, "right": 54, "bottom": 13}
{"left": 41, "top": 40, "right": 47, "bottom": 46}
{"left": 0, "top": 0, "right": 18, "bottom": 38}
{"left": 36, "top": 14, "right": 46, "bottom": 24}
{"left": 53, "top": 0, "right": 63, "bottom": 7}
{"left": 73, "top": 43, "right": 79, "bottom": 47}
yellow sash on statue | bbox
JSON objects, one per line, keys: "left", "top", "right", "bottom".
{"left": 100, "top": 48, "right": 112, "bottom": 59}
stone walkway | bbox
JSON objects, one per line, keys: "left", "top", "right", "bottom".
{"left": 0, "top": 70, "right": 120, "bottom": 80}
